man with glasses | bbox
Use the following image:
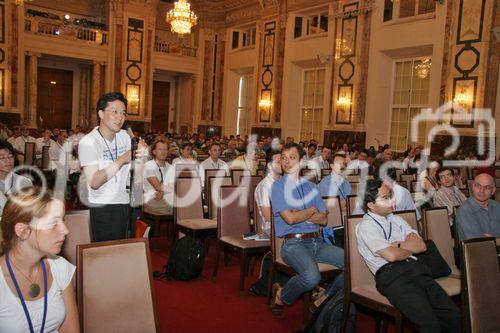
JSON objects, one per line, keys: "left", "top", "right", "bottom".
{"left": 199, "top": 142, "right": 229, "bottom": 185}
{"left": 433, "top": 167, "right": 467, "bottom": 226}
{"left": 79, "top": 92, "right": 146, "bottom": 242}
{"left": 456, "top": 173, "right": 500, "bottom": 241}
{"left": 356, "top": 179, "right": 460, "bottom": 333}
{"left": 307, "top": 146, "right": 331, "bottom": 180}
{"left": 0, "top": 140, "right": 32, "bottom": 215}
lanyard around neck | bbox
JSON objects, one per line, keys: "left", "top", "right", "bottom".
{"left": 367, "top": 213, "right": 392, "bottom": 241}
{"left": 5, "top": 254, "right": 48, "bottom": 333}
{"left": 97, "top": 129, "right": 117, "bottom": 162}
{"left": 154, "top": 159, "right": 164, "bottom": 183}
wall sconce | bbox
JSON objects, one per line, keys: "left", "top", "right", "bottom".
{"left": 50, "top": 81, "right": 57, "bottom": 85}
{"left": 126, "top": 83, "right": 140, "bottom": 115}
{"left": 258, "top": 99, "right": 272, "bottom": 108}
{"left": 453, "top": 88, "right": 473, "bottom": 107}
{"left": 337, "top": 95, "right": 352, "bottom": 108}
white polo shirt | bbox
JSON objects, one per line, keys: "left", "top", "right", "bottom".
{"left": 78, "top": 127, "right": 131, "bottom": 205}
{"left": 254, "top": 174, "right": 277, "bottom": 234}
{"left": 355, "top": 212, "right": 418, "bottom": 274}
{"left": 199, "top": 157, "right": 229, "bottom": 184}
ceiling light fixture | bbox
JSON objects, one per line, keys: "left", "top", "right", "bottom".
{"left": 166, "top": 0, "right": 198, "bottom": 36}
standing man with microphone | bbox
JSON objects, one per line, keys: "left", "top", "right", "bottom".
{"left": 79, "top": 92, "right": 146, "bottom": 242}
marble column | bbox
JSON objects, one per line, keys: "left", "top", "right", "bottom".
{"left": 26, "top": 52, "right": 40, "bottom": 128}
{"left": 78, "top": 65, "right": 90, "bottom": 129}
{"left": 91, "top": 61, "right": 102, "bottom": 127}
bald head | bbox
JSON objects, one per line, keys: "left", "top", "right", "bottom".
{"left": 471, "top": 173, "right": 495, "bottom": 207}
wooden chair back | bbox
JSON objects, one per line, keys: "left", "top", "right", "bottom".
{"left": 62, "top": 212, "right": 92, "bottom": 266}
{"left": 77, "top": 239, "right": 158, "bottom": 333}
{"left": 217, "top": 186, "right": 250, "bottom": 238}
{"left": 322, "top": 196, "right": 343, "bottom": 228}
{"left": 461, "top": 238, "right": 500, "bottom": 333}
{"left": 174, "top": 177, "right": 203, "bottom": 221}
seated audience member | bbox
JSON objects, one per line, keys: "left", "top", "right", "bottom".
{"left": 420, "top": 160, "right": 440, "bottom": 193}
{"left": 172, "top": 142, "right": 198, "bottom": 166}
{"left": 433, "top": 167, "right": 467, "bottom": 226}
{"left": 354, "top": 169, "right": 421, "bottom": 220}
{"left": 231, "top": 148, "right": 258, "bottom": 175}
{"left": 270, "top": 143, "right": 344, "bottom": 317}
{"left": 13, "top": 127, "right": 36, "bottom": 158}
{"left": 35, "top": 129, "right": 56, "bottom": 160}
{"left": 456, "top": 173, "right": 500, "bottom": 241}
{"left": 318, "top": 154, "right": 352, "bottom": 202}
{"left": 356, "top": 179, "right": 460, "bottom": 333}
{"left": 199, "top": 142, "right": 229, "bottom": 185}
{"left": 0, "top": 140, "right": 33, "bottom": 215}
{"left": 307, "top": 146, "right": 331, "bottom": 180}
{"left": 254, "top": 150, "right": 282, "bottom": 237}
{"left": 222, "top": 139, "right": 239, "bottom": 158}
{"left": 7, "top": 126, "right": 21, "bottom": 150}
{"left": 143, "top": 137, "right": 175, "bottom": 215}
{"left": 300, "top": 143, "right": 317, "bottom": 168}
{"left": 0, "top": 188, "right": 79, "bottom": 332}
{"left": 348, "top": 148, "right": 369, "bottom": 172}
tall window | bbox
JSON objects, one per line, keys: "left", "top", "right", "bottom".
{"left": 390, "top": 59, "right": 430, "bottom": 151}
{"left": 300, "top": 69, "right": 325, "bottom": 143}
{"left": 237, "top": 75, "right": 253, "bottom": 135}
{"left": 384, "top": 0, "right": 435, "bottom": 22}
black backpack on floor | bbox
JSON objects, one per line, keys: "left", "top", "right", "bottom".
{"left": 248, "top": 252, "right": 289, "bottom": 296}
{"left": 154, "top": 236, "right": 206, "bottom": 281}
{"left": 303, "top": 288, "right": 356, "bottom": 333}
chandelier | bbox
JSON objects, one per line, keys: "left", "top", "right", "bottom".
{"left": 415, "top": 58, "right": 432, "bottom": 79}
{"left": 166, "top": 0, "right": 198, "bottom": 35}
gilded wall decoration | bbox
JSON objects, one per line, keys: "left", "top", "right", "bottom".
{"left": 258, "top": 21, "right": 276, "bottom": 123}
{"left": 333, "top": 2, "right": 359, "bottom": 126}
{"left": 0, "top": 3, "right": 4, "bottom": 44}
{"left": 449, "top": 0, "right": 488, "bottom": 128}
{"left": 201, "top": 40, "right": 212, "bottom": 121}
{"left": 124, "top": 18, "right": 144, "bottom": 115}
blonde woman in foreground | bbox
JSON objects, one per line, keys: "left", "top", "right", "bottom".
{"left": 0, "top": 188, "right": 79, "bottom": 333}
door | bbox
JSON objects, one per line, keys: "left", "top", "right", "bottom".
{"left": 37, "top": 67, "right": 73, "bottom": 129}
{"left": 152, "top": 81, "right": 170, "bottom": 133}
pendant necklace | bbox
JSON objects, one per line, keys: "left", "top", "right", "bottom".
{"left": 8, "top": 255, "right": 41, "bottom": 298}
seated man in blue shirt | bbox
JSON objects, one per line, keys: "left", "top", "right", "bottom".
{"left": 318, "top": 153, "right": 352, "bottom": 202}
{"left": 456, "top": 173, "right": 500, "bottom": 241}
{"left": 270, "top": 143, "right": 344, "bottom": 317}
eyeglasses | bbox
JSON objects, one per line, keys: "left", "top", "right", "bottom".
{"left": 473, "top": 183, "right": 495, "bottom": 191}
{"left": 105, "top": 108, "right": 127, "bottom": 117}
{"left": 0, "top": 154, "right": 14, "bottom": 162}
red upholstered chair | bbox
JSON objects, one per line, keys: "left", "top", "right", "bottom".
{"left": 61, "top": 211, "right": 92, "bottom": 266}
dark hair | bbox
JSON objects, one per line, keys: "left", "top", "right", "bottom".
{"left": 180, "top": 142, "right": 193, "bottom": 150}
{"left": 96, "top": 92, "right": 128, "bottom": 119}
{"left": 374, "top": 166, "right": 396, "bottom": 182}
{"left": 0, "top": 139, "right": 15, "bottom": 156}
{"left": 308, "top": 143, "right": 317, "bottom": 150}
{"left": 359, "top": 148, "right": 369, "bottom": 155}
{"left": 266, "top": 149, "right": 281, "bottom": 164}
{"left": 283, "top": 142, "right": 299, "bottom": 152}
{"left": 208, "top": 142, "right": 221, "bottom": 150}
{"left": 363, "top": 179, "right": 383, "bottom": 212}
{"left": 437, "top": 166, "right": 455, "bottom": 178}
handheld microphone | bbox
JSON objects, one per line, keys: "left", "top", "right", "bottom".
{"left": 126, "top": 126, "right": 139, "bottom": 160}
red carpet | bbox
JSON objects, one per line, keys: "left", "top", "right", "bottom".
{"left": 149, "top": 238, "right": 402, "bottom": 333}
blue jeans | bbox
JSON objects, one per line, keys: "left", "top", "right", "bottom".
{"left": 279, "top": 236, "right": 344, "bottom": 305}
